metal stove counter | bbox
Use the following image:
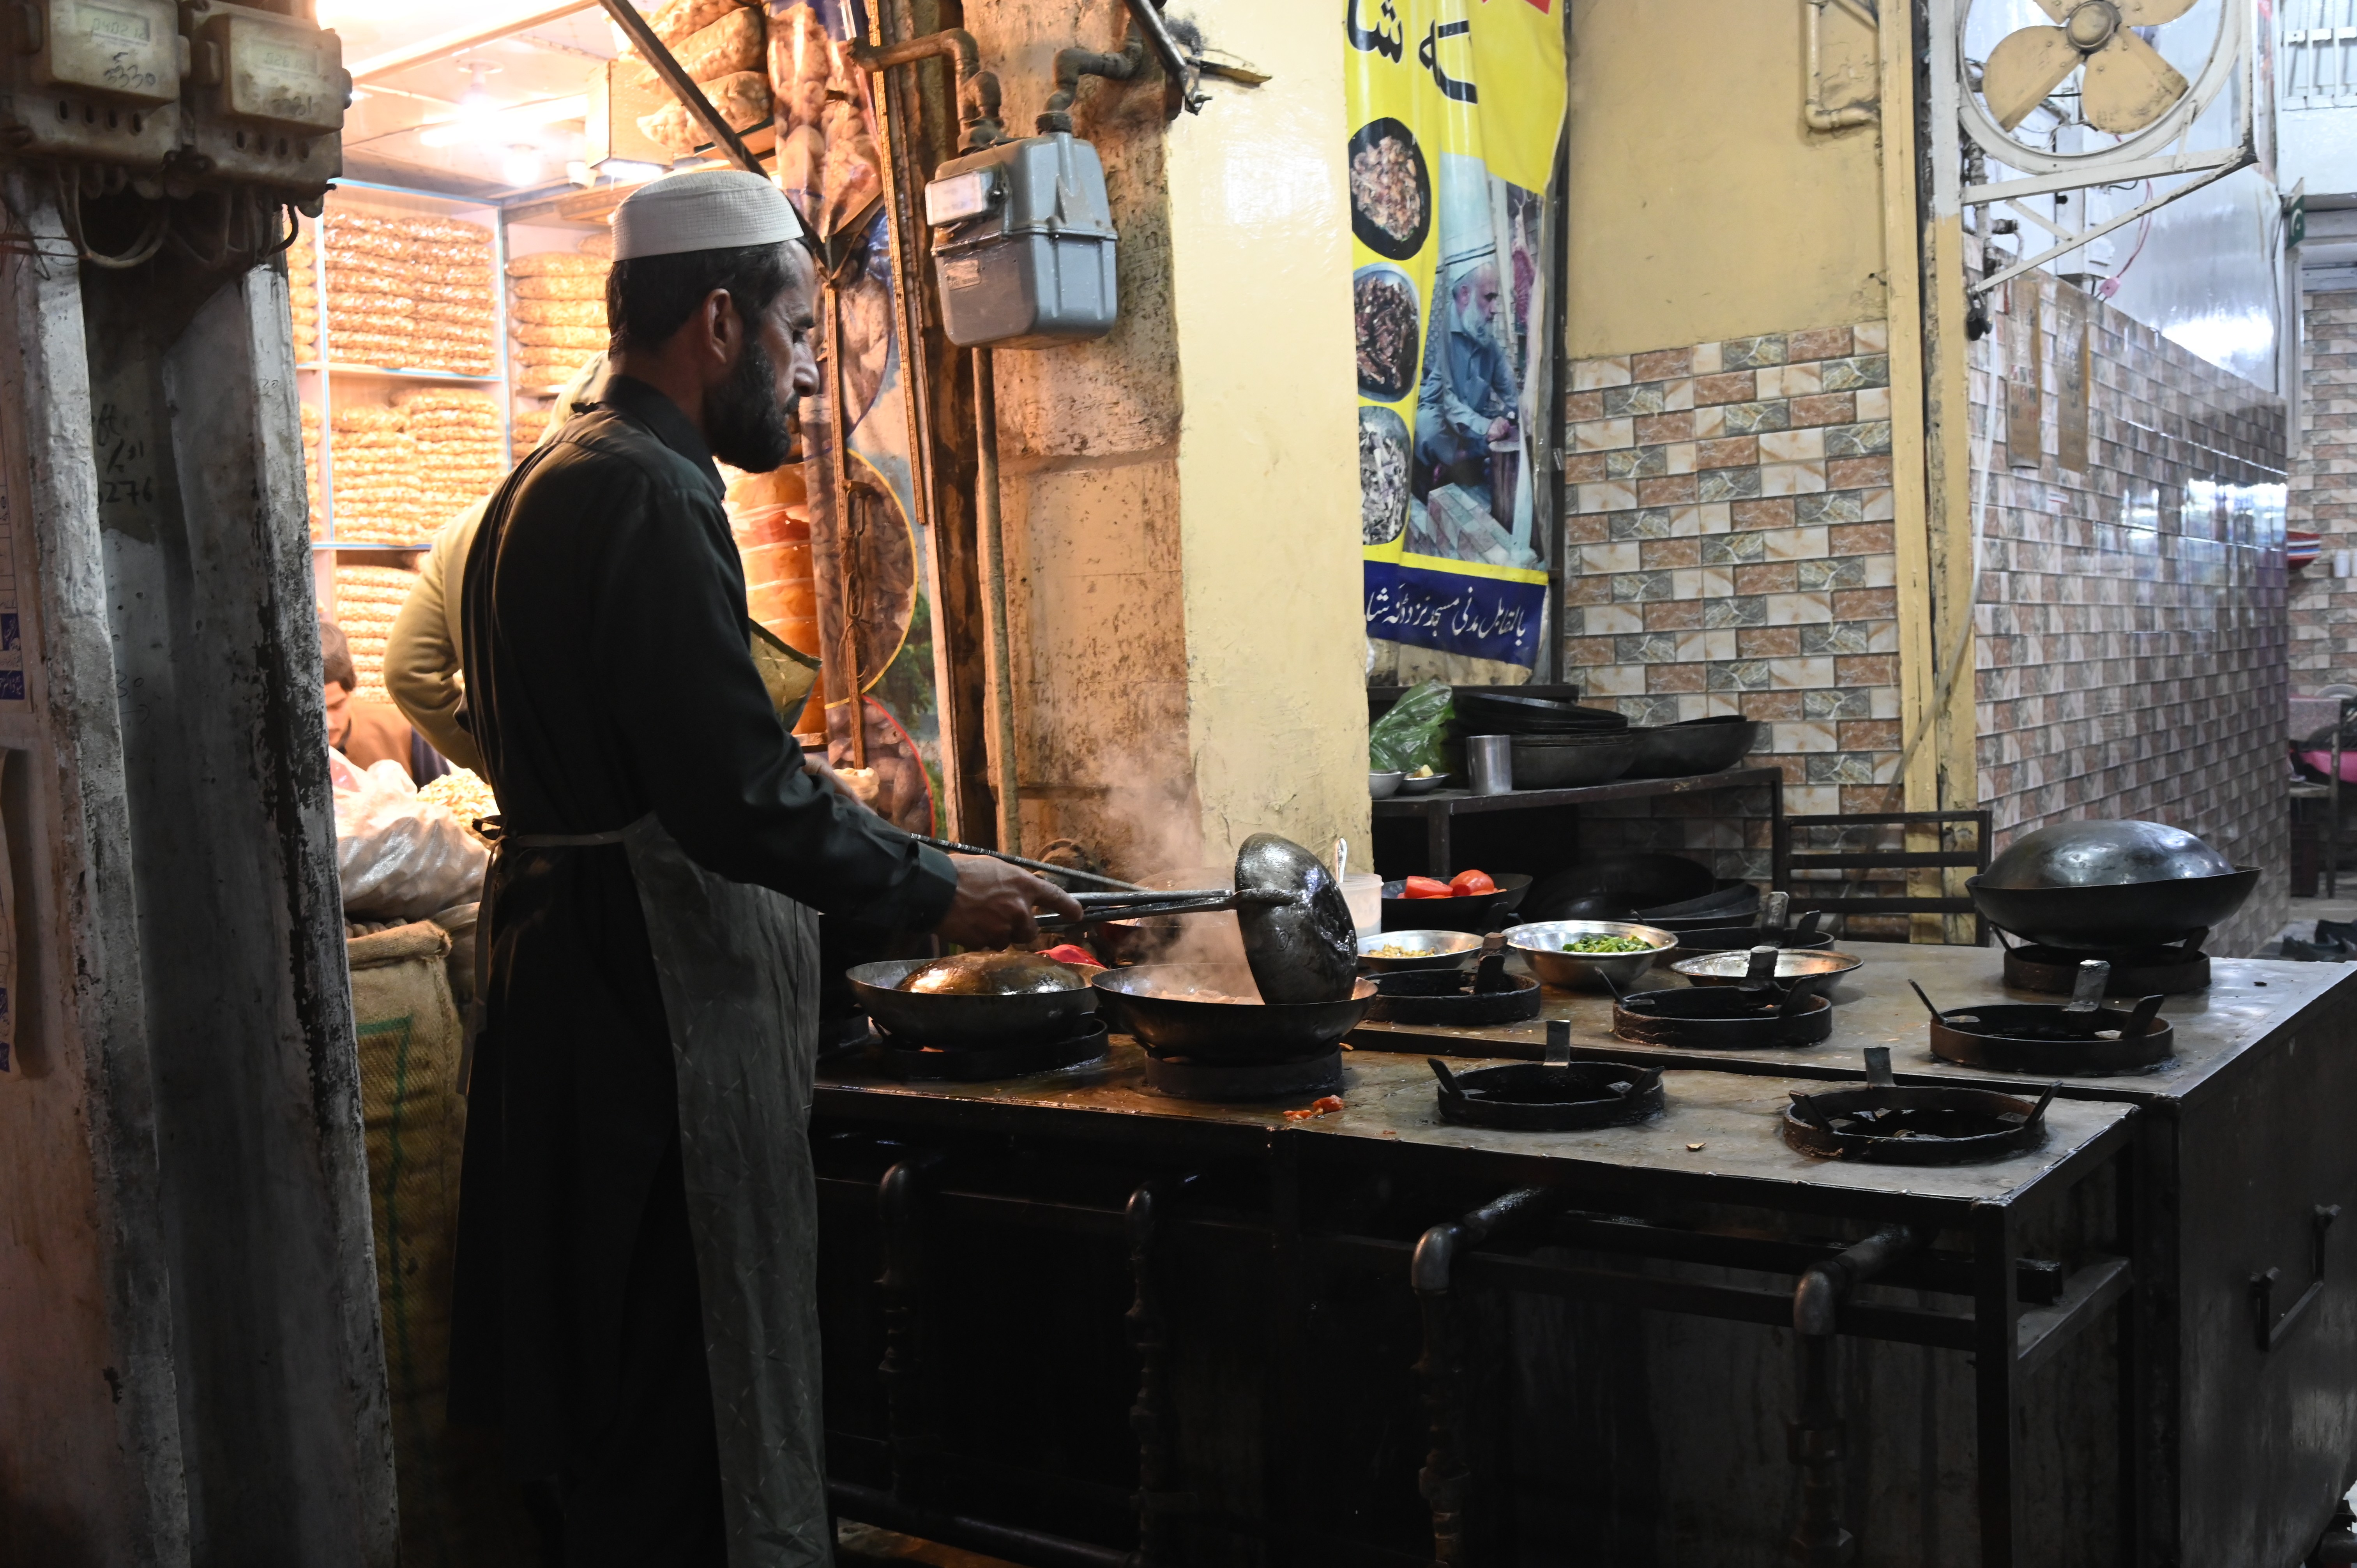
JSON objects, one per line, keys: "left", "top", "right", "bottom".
{"left": 813, "top": 1034, "right": 2139, "bottom": 1568}
{"left": 1352, "top": 938, "right": 2357, "bottom": 1567}
{"left": 820, "top": 1042, "right": 2130, "bottom": 1213}
{"left": 1352, "top": 938, "right": 2350, "bottom": 1103}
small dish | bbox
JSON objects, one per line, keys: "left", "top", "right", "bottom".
{"left": 1357, "top": 929, "right": 1484, "bottom": 973}
{"left": 1397, "top": 773, "right": 1454, "bottom": 796}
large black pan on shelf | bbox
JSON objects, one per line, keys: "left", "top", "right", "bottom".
{"left": 1621, "top": 716, "right": 1760, "bottom": 779}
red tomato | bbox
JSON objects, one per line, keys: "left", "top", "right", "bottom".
{"left": 1448, "top": 869, "right": 1497, "bottom": 896}
{"left": 1401, "top": 876, "right": 1453, "bottom": 899}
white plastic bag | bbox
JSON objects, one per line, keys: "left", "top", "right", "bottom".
{"left": 331, "top": 750, "right": 489, "bottom": 918}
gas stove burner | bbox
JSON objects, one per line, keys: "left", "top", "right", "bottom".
{"left": 1365, "top": 940, "right": 1542, "bottom": 1027}
{"left": 1998, "top": 930, "right": 2209, "bottom": 997}
{"left": 1785, "top": 1049, "right": 2057, "bottom": 1164}
{"left": 1915, "top": 964, "right": 2173, "bottom": 1075}
{"left": 1142, "top": 1046, "right": 1343, "bottom": 1102}
{"left": 1613, "top": 954, "right": 1834, "bottom": 1050}
{"left": 867, "top": 1018, "right": 1110, "bottom": 1082}
{"left": 1429, "top": 1057, "right": 1664, "bottom": 1132}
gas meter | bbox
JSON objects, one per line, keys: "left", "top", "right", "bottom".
{"left": 177, "top": 0, "right": 346, "bottom": 194}
{"left": 924, "top": 131, "right": 1116, "bottom": 350}
{"left": 0, "top": 0, "right": 186, "bottom": 168}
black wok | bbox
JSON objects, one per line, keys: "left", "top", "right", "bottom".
{"left": 850, "top": 959, "right": 1098, "bottom": 1047}
{"left": 1092, "top": 964, "right": 1376, "bottom": 1062}
{"left": 1966, "top": 867, "right": 2259, "bottom": 949}
{"left": 1622, "top": 715, "right": 1759, "bottom": 779}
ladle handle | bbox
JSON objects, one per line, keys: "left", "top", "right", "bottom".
{"left": 2067, "top": 959, "right": 2111, "bottom": 1012}
{"left": 1545, "top": 1019, "right": 1573, "bottom": 1067}
{"left": 914, "top": 833, "right": 1152, "bottom": 893}
{"left": 1907, "top": 980, "right": 1947, "bottom": 1023}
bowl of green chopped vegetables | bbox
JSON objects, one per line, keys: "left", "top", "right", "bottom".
{"left": 1505, "top": 919, "right": 1678, "bottom": 991}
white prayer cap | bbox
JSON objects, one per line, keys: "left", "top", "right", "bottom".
{"left": 610, "top": 169, "right": 805, "bottom": 261}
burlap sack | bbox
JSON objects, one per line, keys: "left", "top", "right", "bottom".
{"left": 347, "top": 922, "right": 483, "bottom": 1564}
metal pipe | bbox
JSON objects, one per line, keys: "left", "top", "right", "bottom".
{"left": 973, "top": 348, "right": 1021, "bottom": 853}
{"left": 853, "top": 30, "right": 1006, "bottom": 151}
{"left": 1787, "top": 1223, "right": 1921, "bottom": 1566}
{"left": 1120, "top": 0, "right": 1207, "bottom": 115}
{"left": 1803, "top": 0, "right": 1879, "bottom": 132}
{"left": 1411, "top": 1187, "right": 1569, "bottom": 1567}
{"left": 878, "top": 1151, "right": 947, "bottom": 1504}
{"left": 829, "top": 1478, "right": 1139, "bottom": 1568}
{"left": 1036, "top": 24, "right": 1148, "bottom": 134}
{"left": 1127, "top": 1180, "right": 1186, "bottom": 1565}
{"left": 594, "top": 0, "right": 764, "bottom": 174}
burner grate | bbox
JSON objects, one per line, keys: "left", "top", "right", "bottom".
{"left": 1786, "top": 1048, "right": 2057, "bottom": 1164}
{"left": 867, "top": 1019, "right": 1110, "bottom": 1082}
{"left": 1142, "top": 1047, "right": 1343, "bottom": 1102}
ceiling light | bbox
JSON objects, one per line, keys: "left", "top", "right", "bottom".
{"left": 416, "top": 92, "right": 587, "bottom": 148}
{"left": 503, "top": 144, "right": 546, "bottom": 186}
{"left": 590, "top": 157, "right": 666, "bottom": 184}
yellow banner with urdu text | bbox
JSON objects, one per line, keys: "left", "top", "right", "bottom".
{"left": 1350, "top": 0, "right": 1565, "bottom": 668}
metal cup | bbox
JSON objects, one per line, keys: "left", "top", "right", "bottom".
{"left": 1466, "top": 734, "right": 1514, "bottom": 795}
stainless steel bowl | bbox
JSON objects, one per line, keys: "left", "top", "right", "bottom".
{"left": 1982, "top": 819, "right": 2236, "bottom": 889}
{"left": 1398, "top": 773, "right": 1454, "bottom": 795}
{"left": 1506, "top": 920, "right": 1677, "bottom": 990}
{"left": 1357, "top": 929, "right": 1484, "bottom": 972}
{"left": 1671, "top": 948, "right": 1863, "bottom": 987}
{"left": 1370, "top": 770, "right": 1405, "bottom": 798}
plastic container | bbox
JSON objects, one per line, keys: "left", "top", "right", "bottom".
{"left": 1341, "top": 872, "right": 1384, "bottom": 939}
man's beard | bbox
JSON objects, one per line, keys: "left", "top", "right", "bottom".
{"left": 706, "top": 331, "right": 795, "bottom": 472}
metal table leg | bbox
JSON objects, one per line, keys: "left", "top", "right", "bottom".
{"left": 1974, "top": 1202, "right": 2022, "bottom": 1568}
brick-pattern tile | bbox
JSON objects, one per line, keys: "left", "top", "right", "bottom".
{"left": 1972, "top": 274, "right": 2288, "bottom": 957}
{"left": 1566, "top": 321, "right": 1905, "bottom": 882}
{"left": 1569, "top": 290, "right": 2290, "bottom": 953}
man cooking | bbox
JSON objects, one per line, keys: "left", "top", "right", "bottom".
{"left": 445, "top": 169, "right": 1080, "bottom": 1567}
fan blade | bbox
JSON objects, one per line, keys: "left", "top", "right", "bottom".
{"left": 2115, "top": 0, "right": 2198, "bottom": 24}
{"left": 1984, "top": 26, "right": 2084, "bottom": 131}
{"left": 2082, "top": 28, "right": 2189, "bottom": 133}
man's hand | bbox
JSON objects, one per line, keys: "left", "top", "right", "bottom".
{"left": 1486, "top": 415, "right": 1516, "bottom": 445}
{"left": 935, "top": 854, "right": 1085, "bottom": 948}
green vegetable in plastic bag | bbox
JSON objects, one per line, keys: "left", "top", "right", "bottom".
{"left": 1369, "top": 680, "right": 1453, "bottom": 775}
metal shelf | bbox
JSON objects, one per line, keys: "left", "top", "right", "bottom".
{"left": 298, "top": 361, "right": 502, "bottom": 383}
{"left": 1371, "top": 765, "right": 1786, "bottom": 877}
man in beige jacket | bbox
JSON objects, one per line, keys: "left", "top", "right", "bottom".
{"left": 385, "top": 353, "right": 607, "bottom": 772}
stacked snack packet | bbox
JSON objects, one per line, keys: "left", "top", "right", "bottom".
{"left": 330, "top": 564, "right": 419, "bottom": 704}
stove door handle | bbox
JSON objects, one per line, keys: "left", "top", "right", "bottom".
{"left": 2251, "top": 1203, "right": 2342, "bottom": 1353}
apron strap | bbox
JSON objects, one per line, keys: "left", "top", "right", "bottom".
{"left": 458, "top": 813, "right": 651, "bottom": 1093}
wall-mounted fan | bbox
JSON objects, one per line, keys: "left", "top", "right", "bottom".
{"left": 1982, "top": 0, "right": 2195, "bottom": 134}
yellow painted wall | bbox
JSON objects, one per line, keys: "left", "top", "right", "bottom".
{"left": 1165, "top": 0, "right": 1372, "bottom": 867}
{"left": 1565, "top": 0, "right": 1888, "bottom": 356}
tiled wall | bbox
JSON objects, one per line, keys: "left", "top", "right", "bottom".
{"left": 1561, "top": 323, "right": 1905, "bottom": 875}
{"left": 1970, "top": 274, "right": 2289, "bottom": 955}
{"left": 2290, "top": 288, "right": 2357, "bottom": 684}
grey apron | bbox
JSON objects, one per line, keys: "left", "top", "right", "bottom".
{"left": 481, "top": 813, "right": 832, "bottom": 1567}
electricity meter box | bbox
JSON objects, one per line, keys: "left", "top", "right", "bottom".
{"left": 0, "top": 0, "right": 185, "bottom": 168}
{"left": 178, "top": 0, "right": 346, "bottom": 194}
{"left": 925, "top": 131, "right": 1116, "bottom": 350}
